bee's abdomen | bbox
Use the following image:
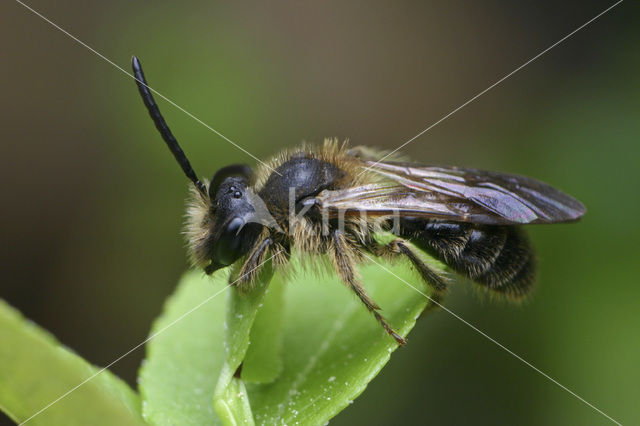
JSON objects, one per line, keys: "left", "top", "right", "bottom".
{"left": 399, "top": 219, "right": 536, "bottom": 298}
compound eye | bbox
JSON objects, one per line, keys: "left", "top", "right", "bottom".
{"left": 214, "top": 217, "right": 245, "bottom": 266}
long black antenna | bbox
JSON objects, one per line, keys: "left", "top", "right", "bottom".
{"left": 131, "top": 56, "right": 206, "bottom": 195}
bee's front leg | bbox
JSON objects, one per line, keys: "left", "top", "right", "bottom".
{"left": 234, "top": 236, "right": 273, "bottom": 293}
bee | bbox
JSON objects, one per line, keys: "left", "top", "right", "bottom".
{"left": 132, "top": 57, "right": 586, "bottom": 345}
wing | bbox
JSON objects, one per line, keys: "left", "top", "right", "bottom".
{"left": 313, "top": 161, "right": 586, "bottom": 225}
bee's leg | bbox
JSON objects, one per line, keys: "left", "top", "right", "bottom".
{"left": 393, "top": 239, "right": 448, "bottom": 293}
{"left": 235, "top": 237, "right": 273, "bottom": 292}
{"left": 372, "top": 238, "right": 448, "bottom": 313}
{"left": 330, "top": 230, "right": 406, "bottom": 345}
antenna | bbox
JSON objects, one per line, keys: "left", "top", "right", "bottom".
{"left": 131, "top": 56, "right": 206, "bottom": 195}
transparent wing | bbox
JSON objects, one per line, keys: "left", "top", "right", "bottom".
{"left": 314, "top": 161, "right": 586, "bottom": 225}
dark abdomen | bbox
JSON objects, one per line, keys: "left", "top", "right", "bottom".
{"left": 398, "top": 218, "right": 536, "bottom": 298}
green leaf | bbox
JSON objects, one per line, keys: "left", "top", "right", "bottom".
{"left": 140, "top": 240, "right": 441, "bottom": 426}
{"left": 220, "top": 264, "right": 275, "bottom": 375}
{"left": 138, "top": 270, "right": 228, "bottom": 425}
{"left": 0, "top": 299, "right": 144, "bottom": 426}
{"left": 247, "top": 252, "right": 439, "bottom": 425}
{"left": 212, "top": 371, "right": 254, "bottom": 426}
{"left": 213, "top": 263, "right": 275, "bottom": 425}
{"left": 241, "top": 277, "right": 285, "bottom": 384}
{"left": 139, "top": 265, "right": 283, "bottom": 426}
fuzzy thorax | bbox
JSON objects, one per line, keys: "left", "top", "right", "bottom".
{"left": 182, "top": 139, "right": 388, "bottom": 271}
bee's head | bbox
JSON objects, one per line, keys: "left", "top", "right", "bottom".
{"left": 184, "top": 165, "right": 267, "bottom": 274}
{"left": 202, "top": 165, "right": 264, "bottom": 274}
{"left": 131, "top": 56, "right": 265, "bottom": 273}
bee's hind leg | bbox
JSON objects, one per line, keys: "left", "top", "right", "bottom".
{"left": 330, "top": 230, "right": 406, "bottom": 345}
{"left": 370, "top": 238, "right": 448, "bottom": 314}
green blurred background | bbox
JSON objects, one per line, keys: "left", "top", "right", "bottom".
{"left": 1, "top": 1, "right": 638, "bottom": 424}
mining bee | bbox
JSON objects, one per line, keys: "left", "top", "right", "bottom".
{"left": 132, "top": 57, "right": 586, "bottom": 345}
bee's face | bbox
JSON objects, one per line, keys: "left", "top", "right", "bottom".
{"left": 208, "top": 176, "right": 255, "bottom": 266}
{"left": 185, "top": 165, "right": 265, "bottom": 274}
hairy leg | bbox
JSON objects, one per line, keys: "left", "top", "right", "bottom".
{"left": 394, "top": 239, "right": 448, "bottom": 293}
{"left": 371, "top": 238, "right": 448, "bottom": 292}
{"left": 235, "top": 236, "right": 273, "bottom": 292}
{"left": 368, "top": 237, "right": 448, "bottom": 313}
{"left": 330, "top": 230, "right": 406, "bottom": 345}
